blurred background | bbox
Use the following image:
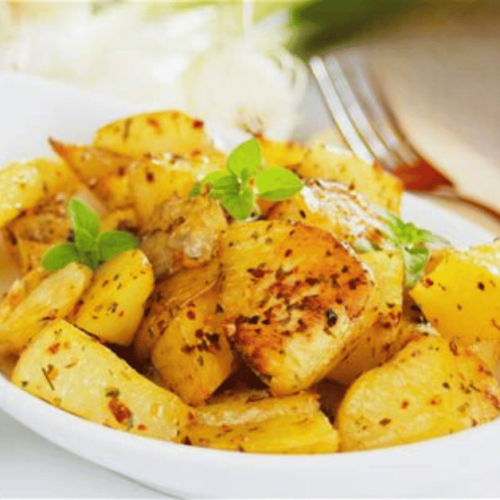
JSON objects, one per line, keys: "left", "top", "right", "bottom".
{"left": 1, "top": 0, "right": 500, "bottom": 228}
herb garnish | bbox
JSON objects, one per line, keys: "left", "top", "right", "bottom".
{"left": 190, "top": 139, "right": 303, "bottom": 221}
{"left": 356, "top": 210, "right": 450, "bottom": 287}
{"left": 42, "top": 198, "right": 139, "bottom": 272}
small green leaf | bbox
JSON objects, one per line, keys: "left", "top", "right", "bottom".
{"left": 69, "top": 198, "right": 100, "bottom": 239}
{"left": 42, "top": 243, "right": 80, "bottom": 271}
{"left": 227, "top": 139, "right": 261, "bottom": 181}
{"left": 81, "top": 249, "right": 101, "bottom": 271}
{"left": 189, "top": 171, "right": 230, "bottom": 197}
{"left": 98, "top": 231, "right": 140, "bottom": 261}
{"left": 403, "top": 246, "right": 430, "bottom": 287}
{"left": 211, "top": 173, "right": 240, "bottom": 195}
{"left": 256, "top": 166, "right": 303, "bottom": 200}
{"left": 74, "top": 227, "right": 96, "bottom": 253}
{"left": 221, "top": 185, "right": 255, "bottom": 221}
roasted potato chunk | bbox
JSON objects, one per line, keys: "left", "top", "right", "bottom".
{"left": 336, "top": 335, "right": 500, "bottom": 451}
{"left": 410, "top": 241, "right": 500, "bottom": 347}
{"left": 0, "top": 159, "right": 77, "bottom": 229}
{"left": 12, "top": 320, "right": 191, "bottom": 441}
{"left": 220, "top": 221, "right": 374, "bottom": 395}
{"left": 93, "top": 111, "right": 216, "bottom": 157}
{"left": 152, "top": 286, "right": 235, "bottom": 405}
{"left": 185, "top": 412, "right": 339, "bottom": 454}
{"left": 196, "top": 388, "right": 319, "bottom": 426}
{"left": 258, "top": 138, "right": 402, "bottom": 213}
{"left": 329, "top": 250, "right": 405, "bottom": 384}
{"left": 140, "top": 197, "right": 227, "bottom": 280}
{"left": 134, "top": 260, "right": 221, "bottom": 362}
{"left": 267, "top": 179, "right": 387, "bottom": 248}
{"left": 70, "top": 250, "right": 154, "bottom": 346}
{"left": 3, "top": 197, "right": 71, "bottom": 274}
{"left": 129, "top": 153, "right": 225, "bottom": 225}
{"left": 0, "top": 263, "right": 92, "bottom": 354}
{"left": 100, "top": 208, "right": 139, "bottom": 234}
{"left": 49, "top": 139, "right": 134, "bottom": 183}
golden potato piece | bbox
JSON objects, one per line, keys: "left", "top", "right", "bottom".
{"left": 70, "top": 250, "right": 154, "bottom": 346}
{"left": 196, "top": 388, "right": 319, "bottom": 426}
{"left": 3, "top": 197, "right": 71, "bottom": 275}
{"left": 90, "top": 171, "right": 134, "bottom": 211}
{"left": 152, "top": 286, "right": 235, "bottom": 405}
{"left": 140, "top": 197, "right": 227, "bottom": 280}
{"left": 0, "top": 159, "right": 77, "bottom": 229}
{"left": 100, "top": 208, "right": 139, "bottom": 234}
{"left": 93, "top": 111, "right": 216, "bottom": 157}
{"left": 12, "top": 320, "right": 191, "bottom": 441}
{"left": 336, "top": 335, "right": 500, "bottom": 451}
{"left": 185, "top": 412, "right": 339, "bottom": 454}
{"left": 0, "top": 350, "right": 17, "bottom": 378}
{"left": 49, "top": 139, "right": 134, "bottom": 183}
{"left": 329, "top": 250, "right": 405, "bottom": 384}
{"left": 259, "top": 138, "right": 402, "bottom": 212}
{"left": 134, "top": 260, "right": 221, "bottom": 362}
{"left": 0, "top": 263, "right": 92, "bottom": 355}
{"left": 410, "top": 241, "right": 500, "bottom": 346}
{"left": 129, "top": 153, "right": 225, "bottom": 225}
{"left": 267, "top": 179, "right": 387, "bottom": 248}
{"left": 220, "top": 221, "right": 374, "bottom": 395}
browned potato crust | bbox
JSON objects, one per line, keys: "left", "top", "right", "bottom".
{"left": 336, "top": 335, "right": 500, "bottom": 451}
{"left": 220, "top": 221, "right": 374, "bottom": 395}
{"left": 140, "top": 197, "right": 227, "bottom": 280}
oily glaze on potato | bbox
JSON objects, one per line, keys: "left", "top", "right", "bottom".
{"left": 185, "top": 412, "right": 339, "bottom": 454}
{"left": 220, "top": 221, "right": 374, "bottom": 395}
{"left": 267, "top": 179, "right": 387, "bottom": 248}
{"left": 70, "top": 250, "right": 154, "bottom": 346}
{"left": 0, "top": 263, "right": 92, "bottom": 354}
{"left": 410, "top": 241, "right": 500, "bottom": 347}
{"left": 140, "top": 197, "right": 227, "bottom": 280}
{"left": 258, "top": 137, "right": 402, "bottom": 213}
{"left": 152, "top": 286, "right": 235, "bottom": 405}
{"left": 329, "top": 250, "right": 405, "bottom": 385}
{"left": 12, "top": 320, "right": 192, "bottom": 441}
{"left": 196, "top": 388, "right": 320, "bottom": 426}
{"left": 93, "top": 110, "right": 216, "bottom": 157}
{"left": 336, "top": 335, "right": 500, "bottom": 451}
{"left": 134, "top": 260, "right": 221, "bottom": 362}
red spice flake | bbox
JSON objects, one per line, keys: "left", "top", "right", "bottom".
{"left": 485, "top": 391, "right": 500, "bottom": 410}
{"left": 449, "top": 340, "right": 459, "bottom": 356}
{"left": 147, "top": 117, "right": 161, "bottom": 129}
{"left": 424, "top": 278, "right": 434, "bottom": 287}
{"left": 478, "top": 282, "right": 485, "bottom": 291}
{"left": 47, "top": 342, "right": 61, "bottom": 354}
{"left": 146, "top": 171, "right": 155, "bottom": 183}
{"left": 284, "top": 249, "right": 293, "bottom": 258}
{"left": 379, "top": 418, "right": 392, "bottom": 426}
{"left": 138, "top": 424, "right": 148, "bottom": 431}
{"left": 193, "top": 119, "right": 204, "bottom": 129}
{"left": 187, "top": 309, "right": 196, "bottom": 320}
{"left": 108, "top": 398, "right": 133, "bottom": 425}
{"left": 401, "top": 400, "right": 409, "bottom": 409}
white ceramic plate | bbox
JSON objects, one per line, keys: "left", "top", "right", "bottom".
{"left": 0, "top": 72, "right": 498, "bottom": 498}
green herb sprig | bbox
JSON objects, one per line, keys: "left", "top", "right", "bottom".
{"left": 356, "top": 210, "right": 450, "bottom": 287}
{"left": 42, "top": 198, "right": 139, "bottom": 272}
{"left": 190, "top": 139, "right": 303, "bottom": 221}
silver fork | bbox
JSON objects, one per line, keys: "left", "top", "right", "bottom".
{"left": 309, "top": 54, "right": 500, "bottom": 223}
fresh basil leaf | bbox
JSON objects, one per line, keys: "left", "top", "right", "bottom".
{"left": 221, "top": 185, "right": 255, "bottom": 221}
{"left": 189, "top": 171, "right": 230, "bottom": 197}
{"left": 74, "top": 227, "right": 95, "bottom": 253}
{"left": 227, "top": 139, "right": 261, "bottom": 182}
{"left": 98, "top": 230, "right": 140, "bottom": 261}
{"left": 69, "top": 198, "right": 100, "bottom": 239}
{"left": 42, "top": 243, "right": 80, "bottom": 271}
{"left": 256, "top": 166, "right": 303, "bottom": 200}
{"left": 403, "top": 246, "right": 430, "bottom": 287}
{"left": 81, "top": 249, "right": 101, "bottom": 271}
{"left": 211, "top": 172, "right": 240, "bottom": 193}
